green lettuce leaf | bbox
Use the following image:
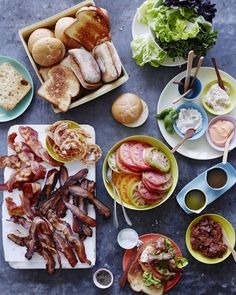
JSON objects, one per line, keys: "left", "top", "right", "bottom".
{"left": 147, "top": 6, "right": 200, "bottom": 42}
{"left": 143, "top": 271, "right": 162, "bottom": 287}
{"left": 137, "top": 0, "right": 159, "bottom": 24}
{"left": 131, "top": 34, "right": 167, "bottom": 67}
{"left": 175, "top": 257, "right": 188, "bottom": 268}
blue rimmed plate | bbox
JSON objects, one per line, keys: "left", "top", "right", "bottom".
{"left": 0, "top": 55, "right": 34, "bottom": 122}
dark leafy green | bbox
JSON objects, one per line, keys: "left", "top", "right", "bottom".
{"left": 159, "top": 25, "right": 218, "bottom": 59}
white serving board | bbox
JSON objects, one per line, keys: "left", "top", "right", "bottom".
{"left": 157, "top": 67, "right": 236, "bottom": 160}
{"left": 2, "top": 124, "right": 96, "bottom": 269}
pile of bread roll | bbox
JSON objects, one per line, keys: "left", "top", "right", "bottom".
{"left": 27, "top": 5, "right": 122, "bottom": 112}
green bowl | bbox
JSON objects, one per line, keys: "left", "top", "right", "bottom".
{"left": 202, "top": 80, "right": 236, "bottom": 115}
{"left": 102, "top": 135, "right": 179, "bottom": 211}
{"left": 186, "top": 214, "right": 235, "bottom": 264}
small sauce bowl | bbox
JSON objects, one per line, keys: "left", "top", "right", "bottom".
{"left": 206, "top": 167, "right": 228, "bottom": 191}
{"left": 206, "top": 115, "right": 236, "bottom": 152}
{"left": 93, "top": 268, "right": 113, "bottom": 289}
{"left": 202, "top": 80, "right": 236, "bottom": 116}
{"left": 178, "top": 76, "right": 202, "bottom": 102}
{"left": 173, "top": 102, "right": 208, "bottom": 141}
{"left": 117, "top": 228, "right": 139, "bottom": 249}
{"left": 184, "top": 188, "right": 207, "bottom": 214}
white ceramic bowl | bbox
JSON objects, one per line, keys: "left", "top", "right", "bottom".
{"left": 93, "top": 268, "right": 113, "bottom": 289}
{"left": 206, "top": 115, "right": 236, "bottom": 151}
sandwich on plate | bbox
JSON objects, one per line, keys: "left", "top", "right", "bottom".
{"left": 127, "top": 236, "right": 188, "bottom": 294}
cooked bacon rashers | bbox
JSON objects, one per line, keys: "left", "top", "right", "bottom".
{"left": 0, "top": 155, "right": 22, "bottom": 170}
{"left": 8, "top": 133, "right": 41, "bottom": 165}
{"left": 19, "top": 126, "right": 62, "bottom": 167}
{"left": 6, "top": 167, "right": 111, "bottom": 274}
{"left": 0, "top": 162, "right": 46, "bottom": 192}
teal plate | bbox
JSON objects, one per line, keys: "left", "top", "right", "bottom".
{"left": 0, "top": 55, "right": 34, "bottom": 122}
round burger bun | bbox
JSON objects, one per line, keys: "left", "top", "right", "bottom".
{"left": 32, "top": 37, "right": 66, "bottom": 67}
{"left": 28, "top": 28, "right": 54, "bottom": 53}
{"left": 55, "top": 17, "right": 81, "bottom": 49}
{"left": 123, "top": 100, "right": 149, "bottom": 128}
{"left": 112, "top": 93, "right": 143, "bottom": 124}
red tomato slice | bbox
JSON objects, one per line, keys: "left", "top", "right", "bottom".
{"left": 118, "top": 141, "right": 141, "bottom": 172}
{"left": 130, "top": 143, "right": 152, "bottom": 170}
{"left": 142, "top": 177, "right": 161, "bottom": 192}
{"left": 116, "top": 149, "right": 140, "bottom": 175}
{"left": 142, "top": 171, "right": 171, "bottom": 187}
{"left": 137, "top": 182, "right": 163, "bottom": 203}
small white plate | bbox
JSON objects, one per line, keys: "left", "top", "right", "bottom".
{"left": 132, "top": 11, "right": 187, "bottom": 67}
{"left": 157, "top": 67, "right": 236, "bottom": 160}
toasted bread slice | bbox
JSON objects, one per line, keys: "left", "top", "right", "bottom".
{"left": 39, "top": 56, "right": 73, "bottom": 82}
{"left": 37, "top": 65, "right": 80, "bottom": 112}
{"left": 0, "top": 63, "right": 31, "bottom": 110}
{"left": 65, "top": 6, "right": 111, "bottom": 51}
{"left": 128, "top": 259, "right": 164, "bottom": 295}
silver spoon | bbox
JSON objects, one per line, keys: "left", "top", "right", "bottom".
{"left": 106, "top": 167, "right": 132, "bottom": 227}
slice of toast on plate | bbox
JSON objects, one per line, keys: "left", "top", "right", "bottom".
{"left": 0, "top": 63, "right": 31, "bottom": 110}
{"left": 65, "top": 6, "right": 111, "bottom": 51}
{"left": 37, "top": 65, "right": 80, "bottom": 112}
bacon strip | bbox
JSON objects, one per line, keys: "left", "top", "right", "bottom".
{"left": 64, "top": 201, "right": 96, "bottom": 227}
{"left": 53, "top": 232, "right": 78, "bottom": 267}
{"left": 69, "top": 185, "right": 111, "bottom": 219}
{"left": 10, "top": 216, "right": 31, "bottom": 229}
{"left": 47, "top": 209, "right": 91, "bottom": 265}
{"left": 19, "top": 126, "right": 62, "bottom": 167}
{"left": 36, "top": 169, "right": 59, "bottom": 210}
{"left": 0, "top": 155, "right": 22, "bottom": 170}
{"left": 5, "top": 197, "right": 24, "bottom": 216}
{"left": 20, "top": 183, "right": 41, "bottom": 220}
{"left": 8, "top": 133, "right": 41, "bottom": 165}
{"left": 0, "top": 162, "right": 46, "bottom": 192}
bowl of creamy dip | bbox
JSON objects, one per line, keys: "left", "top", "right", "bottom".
{"left": 202, "top": 80, "right": 236, "bottom": 115}
{"left": 174, "top": 103, "right": 208, "bottom": 140}
{"left": 206, "top": 115, "right": 236, "bottom": 151}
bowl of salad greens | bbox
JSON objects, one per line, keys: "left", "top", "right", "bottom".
{"left": 131, "top": 0, "right": 218, "bottom": 67}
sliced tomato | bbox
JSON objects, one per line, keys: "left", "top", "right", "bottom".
{"left": 127, "top": 181, "right": 149, "bottom": 208}
{"left": 137, "top": 182, "right": 163, "bottom": 204}
{"left": 118, "top": 175, "right": 140, "bottom": 205}
{"left": 142, "top": 177, "right": 161, "bottom": 192}
{"left": 142, "top": 171, "right": 171, "bottom": 187}
{"left": 155, "top": 177, "right": 173, "bottom": 193}
{"left": 112, "top": 172, "right": 125, "bottom": 186}
{"left": 118, "top": 142, "right": 141, "bottom": 172}
{"left": 144, "top": 147, "right": 170, "bottom": 172}
{"left": 116, "top": 149, "right": 140, "bottom": 175}
{"left": 130, "top": 143, "right": 152, "bottom": 170}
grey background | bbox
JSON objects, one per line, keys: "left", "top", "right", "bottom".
{"left": 0, "top": 0, "right": 236, "bottom": 294}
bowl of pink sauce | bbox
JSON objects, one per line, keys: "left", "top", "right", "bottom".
{"left": 206, "top": 115, "right": 236, "bottom": 152}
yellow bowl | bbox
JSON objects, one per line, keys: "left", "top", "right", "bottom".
{"left": 46, "top": 120, "right": 83, "bottom": 163}
{"left": 202, "top": 80, "right": 236, "bottom": 115}
{"left": 186, "top": 214, "right": 235, "bottom": 264}
{"left": 102, "top": 135, "right": 179, "bottom": 211}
